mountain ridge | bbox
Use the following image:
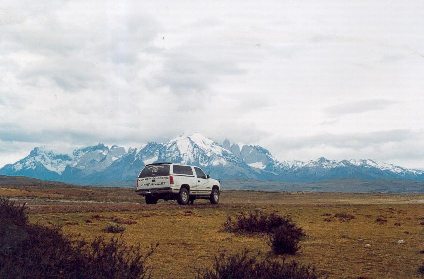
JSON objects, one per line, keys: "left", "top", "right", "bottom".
{"left": 1, "top": 133, "right": 424, "bottom": 186}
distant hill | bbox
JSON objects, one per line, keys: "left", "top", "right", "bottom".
{"left": 0, "top": 175, "right": 423, "bottom": 193}
{"left": 1, "top": 133, "right": 424, "bottom": 192}
{"left": 0, "top": 175, "right": 71, "bottom": 188}
{"left": 225, "top": 179, "right": 424, "bottom": 193}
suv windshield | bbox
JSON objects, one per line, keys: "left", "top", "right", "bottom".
{"left": 139, "top": 164, "right": 170, "bottom": 178}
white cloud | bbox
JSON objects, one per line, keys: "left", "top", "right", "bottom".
{"left": 1, "top": 0, "right": 424, "bottom": 168}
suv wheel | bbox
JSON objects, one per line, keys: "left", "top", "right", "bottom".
{"left": 145, "top": 195, "right": 158, "bottom": 204}
{"left": 177, "top": 187, "right": 189, "bottom": 205}
{"left": 210, "top": 188, "right": 219, "bottom": 204}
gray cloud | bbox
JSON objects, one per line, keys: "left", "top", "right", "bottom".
{"left": 1, "top": 0, "right": 424, "bottom": 168}
{"left": 325, "top": 99, "right": 397, "bottom": 117}
{"left": 1, "top": 4, "right": 161, "bottom": 91}
{"left": 0, "top": 124, "right": 102, "bottom": 144}
{"left": 274, "top": 129, "right": 412, "bottom": 150}
{"left": 264, "top": 129, "right": 424, "bottom": 169}
{"left": 148, "top": 32, "right": 247, "bottom": 100}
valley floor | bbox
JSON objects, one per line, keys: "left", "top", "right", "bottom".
{"left": 1, "top": 184, "right": 423, "bottom": 279}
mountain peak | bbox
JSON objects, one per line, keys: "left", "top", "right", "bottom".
{"left": 169, "top": 133, "right": 220, "bottom": 151}
{"left": 166, "top": 133, "right": 228, "bottom": 166}
{"left": 171, "top": 133, "right": 211, "bottom": 142}
{"left": 189, "top": 132, "right": 208, "bottom": 139}
{"left": 73, "top": 143, "right": 109, "bottom": 156}
{"left": 187, "top": 133, "right": 215, "bottom": 147}
{"left": 317, "top": 157, "right": 330, "bottom": 163}
{"left": 29, "top": 146, "right": 50, "bottom": 156}
{"left": 91, "top": 143, "right": 108, "bottom": 150}
{"left": 222, "top": 139, "right": 231, "bottom": 150}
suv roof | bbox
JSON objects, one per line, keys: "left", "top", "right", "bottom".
{"left": 145, "top": 162, "right": 172, "bottom": 166}
{"left": 146, "top": 162, "right": 198, "bottom": 167}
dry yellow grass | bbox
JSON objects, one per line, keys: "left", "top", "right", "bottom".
{"left": 3, "top": 185, "right": 423, "bottom": 279}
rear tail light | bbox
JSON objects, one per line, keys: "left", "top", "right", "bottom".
{"left": 169, "top": 175, "right": 174, "bottom": 184}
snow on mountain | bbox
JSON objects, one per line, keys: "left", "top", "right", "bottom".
{"left": 1, "top": 133, "right": 424, "bottom": 186}
{"left": 248, "top": 162, "right": 266, "bottom": 170}
{"left": 1, "top": 144, "right": 127, "bottom": 182}
{"left": 347, "top": 159, "right": 415, "bottom": 174}
{"left": 303, "top": 157, "right": 342, "bottom": 169}
{"left": 143, "top": 155, "right": 158, "bottom": 165}
{"left": 9, "top": 147, "right": 72, "bottom": 174}
{"left": 165, "top": 133, "right": 233, "bottom": 167}
{"left": 239, "top": 145, "right": 276, "bottom": 169}
{"left": 70, "top": 143, "right": 126, "bottom": 174}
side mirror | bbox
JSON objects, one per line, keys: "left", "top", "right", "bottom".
{"left": 206, "top": 174, "right": 210, "bottom": 179}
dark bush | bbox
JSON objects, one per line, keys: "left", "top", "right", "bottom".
{"left": 81, "top": 237, "right": 156, "bottom": 278}
{"left": 112, "top": 216, "right": 137, "bottom": 225}
{"left": 104, "top": 223, "right": 126, "bottom": 233}
{"left": 0, "top": 198, "right": 154, "bottom": 279}
{"left": 418, "top": 264, "right": 424, "bottom": 275}
{"left": 269, "top": 224, "right": 305, "bottom": 255}
{"left": 196, "top": 250, "right": 321, "bottom": 279}
{"left": 0, "top": 198, "right": 27, "bottom": 225}
{"left": 224, "top": 211, "right": 297, "bottom": 234}
{"left": 334, "top": 212, "right": 355, "bottom": 222}
{"left": 224, "top": 211, "right": 305, "bottom": 255}
{"left": 375, "top": 216, "right": 387, "bottom": 224}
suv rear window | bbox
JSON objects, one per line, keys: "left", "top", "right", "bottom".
{"left": 173, "top": 165, "right": 193, "bottom": 176}
{"left": 139, "top": 165, "right": 170, "bottom": 178}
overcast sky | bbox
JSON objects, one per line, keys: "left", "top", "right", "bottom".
{"left": 1, "top": 0, "right": 424, "bottom": 168}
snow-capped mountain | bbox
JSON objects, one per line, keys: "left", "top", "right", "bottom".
{"left": 0, "top": 143, "right": 127, "bottom": 183}
{"left": 70, "top": 144, "right": 126, "bottom": 174}
{"left": 273, "top": 156, "right": 424, "bottom": 182}
{"left": 1, "top": 133, "right": 424, "bottom": 186}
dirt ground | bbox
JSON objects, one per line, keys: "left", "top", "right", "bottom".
{"left": 1, "top": 185, "right": 423, "bottom": 278}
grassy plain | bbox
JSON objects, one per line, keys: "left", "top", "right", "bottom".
{"left": 1, "top": 182, "right": 423, "bottom": 279}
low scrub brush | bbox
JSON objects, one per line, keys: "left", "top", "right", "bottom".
{"left": 224, "top": 210, "right": 296, "bottom": 234}
{"left": 196, "top": 250, "right": 321, "bottom": 279}
{"left": 0, "top": 198, "right": 154, "bottom": 279}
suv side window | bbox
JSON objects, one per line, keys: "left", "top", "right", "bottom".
{"left": 194, "top": 167, "right": 207, "bottom": 179}
{"left": 173, "top": 165, "right": 194, "bottom": 176}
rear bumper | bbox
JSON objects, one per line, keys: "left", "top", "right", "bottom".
{"left": 135, "top": 187, "right": 178, "bottom": 196}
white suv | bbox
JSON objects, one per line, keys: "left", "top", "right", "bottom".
{"left": 135, "top": 163, "right": 221, "bottom": 205}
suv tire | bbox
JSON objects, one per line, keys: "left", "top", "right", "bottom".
{"left": 145, "top": 195, "right": 158, "bottom": 204}
{"left": 177, "top": 187, "right": 189, "bottom": 205}
{"left": 210, "top": 187, "right": 219, "bottom": 204}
